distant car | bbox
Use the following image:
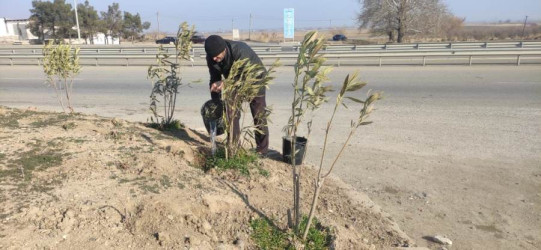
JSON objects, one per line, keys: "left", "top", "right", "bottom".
{"left": 191, "top": 35, "right": 206, "bottom": 44}
{"left": 155, "top": 36, "right": 176, "bottom": 44}
{"left": 332, "top": 34, "right": 347, "bottom": 41}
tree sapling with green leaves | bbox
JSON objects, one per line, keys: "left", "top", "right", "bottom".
{"left": 285, "top": 31, "right": 333, "bottom": 232}
{"left": 42, "top": 41, "right": 81, "bottom": 113}
{"left": 148, "top": 22, "right": 195, "bottom": 128}
{"left": 221, "top": 58, "right": 280, "bottom": 159}
{"left": 301, "top": 73, "right": 382, "bottom": 240}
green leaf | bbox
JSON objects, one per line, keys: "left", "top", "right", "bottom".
{"left": 345, "top": 96, "right": 365, "bottom": 104}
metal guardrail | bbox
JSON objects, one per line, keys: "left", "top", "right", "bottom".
{"left": 1, "top": 41, "right": 541, "bottom": 66}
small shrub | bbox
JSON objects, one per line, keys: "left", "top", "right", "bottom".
{"left": 148, "top": 22, "right": 194, "bottom": 127}
{"left": 62, "top": 122, "right": 77, "bottom": 130}
{"left": 42, "top": 41, "right": 81, "bottom": 113}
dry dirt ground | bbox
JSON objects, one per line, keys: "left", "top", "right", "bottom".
{"left": 0, "top": 106, "right": 419, "bottom": 249}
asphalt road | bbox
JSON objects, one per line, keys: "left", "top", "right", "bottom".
{"left": 1, "top": 65, "right": 540, "bottom": 249}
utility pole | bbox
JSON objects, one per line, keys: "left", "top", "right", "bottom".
{"left": 73, "top": 0, "right": 81, "bottom": 43}
{"left": 231, "top": 18, "right": 234, "bottom": 31}
{"left": 521, "top": 15, "right": 528, "bottom": 38}
{"left": 249, "top": 13, "right": 252, "bottom": 40}
{"left": 157, "top": 11, "right": 160, "bottom": 39}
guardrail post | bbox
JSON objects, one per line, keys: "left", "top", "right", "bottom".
{"left": 517, "top": 55, "right": 521, "bottom": 66}
{"left": 10, "top": 58, "right": 13, "bottom": 66}
{"left": 422, "top": 56, "right": 426, "bottom": 66}
{"left": 338, "top": 57, "right": 341, "bottom": 67}
{"left": 95, "top": 58, "right": 98, "bottom": 66}
{"left": 469, "top": 56, "right": 473, "bottom": 66}
{"left": 379, "top": 57, "right": 382, "bottom": 67}
{"left": 449, "top": 43, "right": 453, "bottom": 49}
{"left": 416, "top": 43, "right": 420, "bottom": 50}
{"left": 519, "top": 42, "right": 523, "bottom": 48}
{"left": 484, "top": 42, "right": 488, "bottom": 48}
{"left": 126, "top": 58, "right": 129, "bottom": 67}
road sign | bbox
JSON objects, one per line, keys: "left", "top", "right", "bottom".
{"left": 284, "top": 8, "right": 294, "bottom": 39}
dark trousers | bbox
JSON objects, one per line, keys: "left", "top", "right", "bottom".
{"left": 227, "top": 94, "right": 269, "bottom": 154}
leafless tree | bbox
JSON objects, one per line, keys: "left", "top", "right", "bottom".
{"left": 358, "top": 0, "right": 453, "bottom": 43}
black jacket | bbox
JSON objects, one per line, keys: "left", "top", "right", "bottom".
{"left": 206, "top": 40, "right": 266, "bottom": 100}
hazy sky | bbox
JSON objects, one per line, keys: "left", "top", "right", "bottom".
{"left": 1, "top": 0, "right": 539, "bottom": 33}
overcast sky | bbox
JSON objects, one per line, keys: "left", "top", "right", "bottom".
{"left": 1, "top": 0, "right": 540, "bottom": 33}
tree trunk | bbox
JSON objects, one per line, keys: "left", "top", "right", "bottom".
{"left": 388, "top": 31, "right": 395, "bottom": 42}
{"left": 397, "top": 25, "right": 405, "bottom": 43}
{"left": 396, "top": 0, "right": 407, "bottom": 43}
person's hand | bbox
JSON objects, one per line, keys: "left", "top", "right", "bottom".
{"left": 210, "top": 81, "right": 223, "bottom": 93}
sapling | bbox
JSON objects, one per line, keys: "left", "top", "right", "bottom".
{"left": 285, "top": 31, "right": 333, "bottom": 231}
{"left": 221, "top": 58, "right": 280, "bottom": 159}
{"left": 148, "top": 22, "right": 194, "bottom": 127}
{"left": 302, "top": 72, "right": 382, "bottom": 240}
{"left": 42, "top": 41, "right": 81, "bottom": 113}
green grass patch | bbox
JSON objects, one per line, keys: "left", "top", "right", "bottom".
{"left": 258, "top": 167, "right": 270, "bottom": 177}
{"left": 250, "top": 216, "right": 332, "bottom": 250}
{"left": 62, "top": 122, "right": 77, "bottom": 130}
{"left": 298, "top": 216, "right": 333, "bottom": 250}
{"left": 118, "top": 176, "right": 146, "bottom": 184}
{"left": 146, "top": 119, "right": 184, "bottom": 131}
{"left": 29, "top": 114, "right": 72, "bottom": 128}
{"left": 0, "top": 153, "right": 5, "bottom": 161}
{"left": 160, "top": 175, "right": 172, "bottom": 188}
{"left": 47, "top": 139, "right": 63, "bottom": 147}
{"left": 140, "top": 183, "right": 160, "bottom": 194}
{"left": 106, "top": 131, "right": 123, "bottom": 140}
{"left": 203, "top": 148, "right": 258, "bottom": 176}
{"left": 0, "top": 110, "right": 38, "bottom": 129}
{"left": 5, "top": 149, "right": 63, "bottom": 181}
{"left": 250, "top": 218, "right": 292, "bottom": 249}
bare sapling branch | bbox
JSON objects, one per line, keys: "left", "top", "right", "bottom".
{"left": 302, "top": 72, "right": 382, "bottom": 240}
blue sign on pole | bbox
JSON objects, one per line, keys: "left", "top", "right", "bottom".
{"left": 284, "top": 8, "right": 294, "bottom": 39}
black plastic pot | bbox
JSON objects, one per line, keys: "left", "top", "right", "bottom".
{"left": 201, "top": 99, "right": 225, "bottom": 136}
{"left": 282, "top": 136, "right": 308, "bottom": 164}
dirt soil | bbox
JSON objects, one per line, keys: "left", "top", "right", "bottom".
{"left": 0, "top": 106, "right": 416, "bottom": 249}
